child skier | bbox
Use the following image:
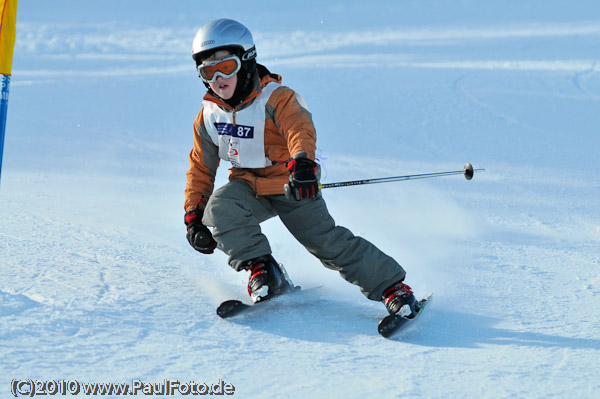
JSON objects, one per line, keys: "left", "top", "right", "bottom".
{"left": 184, "top": 18, "right": 417, "bottom": 316}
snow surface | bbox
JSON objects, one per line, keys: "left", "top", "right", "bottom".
{"left": 2, "top": 1, "right": 600, "bottom": 398}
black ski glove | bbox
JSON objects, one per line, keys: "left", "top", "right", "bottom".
{"left": 185, "top": 207, "right": 217, "bottom": 254}
{"left": 284, "top": 152, "right": 319, "bottom": 200}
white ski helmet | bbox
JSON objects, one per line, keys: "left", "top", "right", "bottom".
{"left": 191, "top": 19, "right": 259, "bottom": 105}
{"left": 192, "top": 18, "right": 257, "bottom": 64}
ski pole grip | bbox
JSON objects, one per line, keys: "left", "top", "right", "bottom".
{"left": 193, "top": 231, "right": 212, "bottom": 247}
{"left": 283, "top": 184, "right": 293, "bottom": 200}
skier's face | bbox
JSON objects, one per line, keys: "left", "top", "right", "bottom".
{"left": 203, "top": 50, "right": 238, "bottom": 100}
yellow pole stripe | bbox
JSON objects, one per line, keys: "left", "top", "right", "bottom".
{"left": 0, "top": 0, "right": 18, "bottom": 75}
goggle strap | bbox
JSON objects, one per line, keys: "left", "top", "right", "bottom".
{"left": 241, "top": 46, "right": 257, "bottom": 61}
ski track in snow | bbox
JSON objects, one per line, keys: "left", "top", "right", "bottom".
{"left": 12, "top": 21, "right": 600, "bottom": 78}
{"left": 2, "top": 1, "right": 600, "bottom": 398}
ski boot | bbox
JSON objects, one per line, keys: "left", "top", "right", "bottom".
{"left": 243, "top": 255, "right": 295, "bottom": 303}
{"left": 382, "top": 280, "right": 418, "bottom": 318}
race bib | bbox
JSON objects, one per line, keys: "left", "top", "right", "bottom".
{"left": 202, "top": 82, "right": 280, "bottom": 168}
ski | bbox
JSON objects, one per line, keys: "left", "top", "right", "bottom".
{"left": 377, "top": 293, "right": 432, "bottom": 338}
{"left": 217, "top": 285, "right": 316, "bottom": 319}
{"left": 216, "top": 299, "right": 253, "bottom": 318}
{"left": 217, "top": 287, "right": 431, "bottom": 338}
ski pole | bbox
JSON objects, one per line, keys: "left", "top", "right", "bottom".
{"left": 319, "top": 163, "right": 484, "bottom": 190}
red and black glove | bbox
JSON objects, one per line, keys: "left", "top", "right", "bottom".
{"left": 185, "top": 207, "right": 217, "bottom": 254}
{"left": 284, "top": 152, "right": 319, "bottom": 200}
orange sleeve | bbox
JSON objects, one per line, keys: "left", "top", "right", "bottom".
{"left": 268, "top": 86, "right": 317, "bottom": 160}
{"left": 184, "top": 110, "right": 220, "bottom": 212}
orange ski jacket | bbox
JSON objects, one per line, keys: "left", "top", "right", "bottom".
{"left": 184, "top": 70, "right": 317, "bottom": 212}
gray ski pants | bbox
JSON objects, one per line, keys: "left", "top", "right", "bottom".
{"left": 202, "top": 180, "right": 406, "bottom": 301}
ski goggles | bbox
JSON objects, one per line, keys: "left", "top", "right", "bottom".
{"left": 197, "top": 54, "right": 241, "bottom": 83}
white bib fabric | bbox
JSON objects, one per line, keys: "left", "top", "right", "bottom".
{"left": 202, "top": 82, "right": 280, "bottom": 168}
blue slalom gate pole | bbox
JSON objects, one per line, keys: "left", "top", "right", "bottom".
{"left": 1, "top": 0, "right": 19, "bottom": 186}
{"left": 0, "top": 74, "right": 10, "bottom": 183}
